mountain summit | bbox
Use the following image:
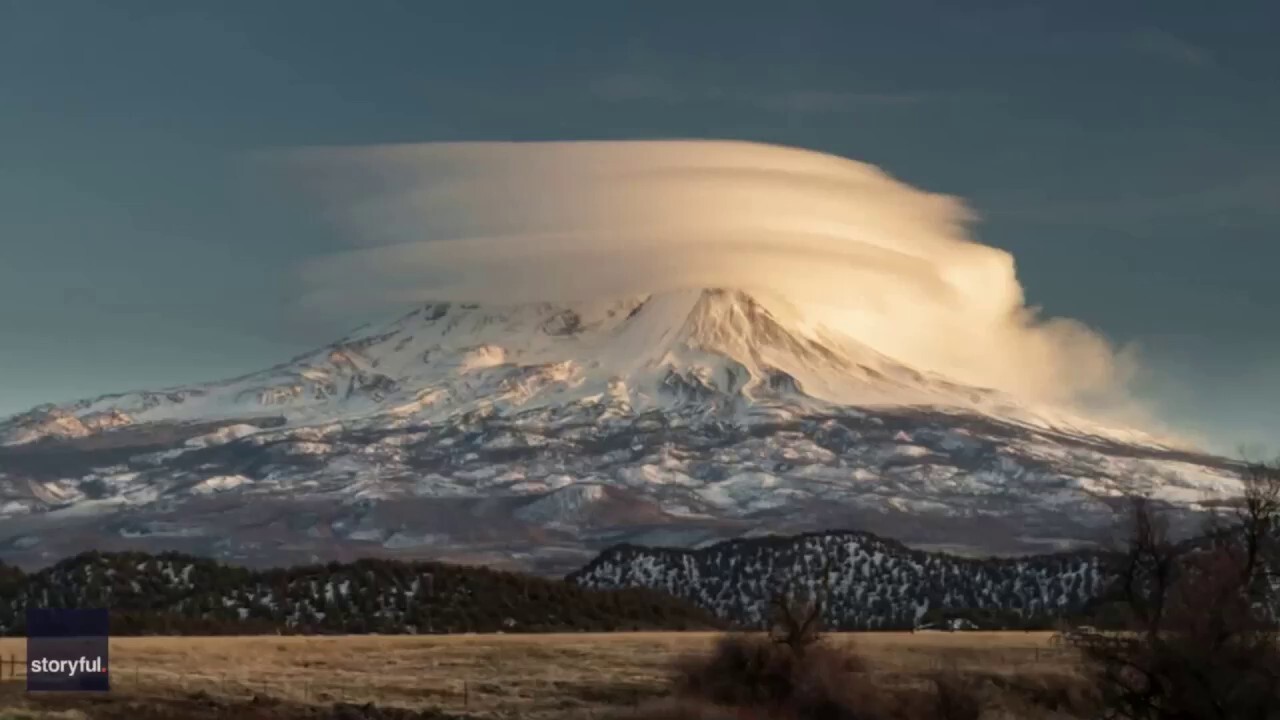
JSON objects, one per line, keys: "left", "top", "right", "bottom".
{"left": 0, "top": 289, "right": 1125, "bottom": 445}
{"left": 0, "top": 289, "right": 1241, "bottom": 572}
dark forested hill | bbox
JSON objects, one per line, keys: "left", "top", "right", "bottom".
{"left": 0, "top": 551, "right": 719, "bottom": 635}
{"left": 569, "top": 530, "right": 1113, "bottom": 630}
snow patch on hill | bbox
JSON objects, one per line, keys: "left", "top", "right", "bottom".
{"left": 571, "top": 531, "right": 1111, "bottom": 629}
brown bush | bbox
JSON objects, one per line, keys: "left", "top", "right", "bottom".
{"left": 930, "top": 673, "right": 984, "bottom": 720}
{"left": 669, "top": 633, "right": 983, "bottom": 720}
{"left": 674, "top": 634, "right": 863, "bottom": 708}
{"left": 975, "top": 671, "right": 1102, "bottom": 718}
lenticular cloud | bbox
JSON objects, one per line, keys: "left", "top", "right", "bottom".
{"left": 285, "top": 140, "right": 1132, "bottom": 407}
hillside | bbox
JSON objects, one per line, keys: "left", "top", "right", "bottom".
{"left": 0, "top": 289, "right": 1241, "bottom": 571}
{"left": 0, "top": 552, "right": 719, "bottom": 636}
{"left": 569, "top": 530, "right": 1114, "bottom": 630}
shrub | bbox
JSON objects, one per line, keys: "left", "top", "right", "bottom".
{"left": 669, "top": 633, "right": 983, "bottom": 720}
{"left": 674, "top": 634, "right": 864, "bottom": 709}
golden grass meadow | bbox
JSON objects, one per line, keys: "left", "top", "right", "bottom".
{"left": 0, "top": 631, "right": 1085, "bottom": 719}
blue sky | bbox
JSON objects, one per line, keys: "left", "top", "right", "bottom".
{"left": 1, "top": 1, "right": 1276, "bottom": 452}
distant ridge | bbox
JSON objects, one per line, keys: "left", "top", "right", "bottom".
{"left": 569, "top": 529, "right": 1114, "bottom": 630}
{"left": 0, "top": 551, "right": 719, "bottom": 636}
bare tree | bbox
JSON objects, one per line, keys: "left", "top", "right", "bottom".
{"left": 767, "top": 555, "right": 835, "bottom": 655}
{"left": 1122, "top": 496, "right": 1179, "bottom": 639}
{"left": 1235, "top": 461, "right": 1280, "bottom": 600}
{"left": 1066, "top": 459, "right": 1280, "bottom": 719}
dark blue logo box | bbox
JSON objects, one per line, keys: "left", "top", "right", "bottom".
{"left": 26, "top": 609, "right": 110, "bottom": 692}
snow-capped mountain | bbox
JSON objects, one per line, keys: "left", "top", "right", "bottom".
{"left": 0, "top": 289, "right": 1164, "bottom": 444}
{"left": 0, "top": 289, "right": 1242, "bottom": 572}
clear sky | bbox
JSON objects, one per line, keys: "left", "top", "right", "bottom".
{"left": 1, "top": 1, "right": 1276, "bottom": 453}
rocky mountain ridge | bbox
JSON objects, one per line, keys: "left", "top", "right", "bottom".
{"left": 0, "top": 289, "right": 1242, "bottom": 571}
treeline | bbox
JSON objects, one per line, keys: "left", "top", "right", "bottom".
{"left": 571, "top": 530, "right": 1113, "bottom": 630}
{"left": 0, "top": 551, "right": 720, "bottom": 636}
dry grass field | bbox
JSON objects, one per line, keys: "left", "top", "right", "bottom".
{"left": 0, "top": 632, "right": 1085, "bottom": 719}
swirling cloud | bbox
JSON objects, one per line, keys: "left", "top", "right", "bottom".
{"left": 285, "top": 140, "right": 1134, "bottom": 407}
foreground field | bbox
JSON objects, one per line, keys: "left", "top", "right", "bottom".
{"left": 0, "top": 632, "right": 1084, "bottom": 719}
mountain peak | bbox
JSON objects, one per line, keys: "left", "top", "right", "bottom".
{"left": 0, "top": 289, "right": 1239, "bottom": 572}
{"left": 678, "top": 288, "right": 844, "bottom": 368}
{"left": 1, "top": 288, "right": 1147, "bottom": 448}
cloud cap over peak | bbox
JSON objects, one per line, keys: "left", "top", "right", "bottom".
{"left": 284, "top": 140, "right": 1133, "bottom": 409}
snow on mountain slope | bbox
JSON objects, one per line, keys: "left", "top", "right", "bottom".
{"left": 0, "top": 289, "right": 1157, "bottom": 446}
{"left": 0, "top": 288, "right": 1243, "bottom": 572}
